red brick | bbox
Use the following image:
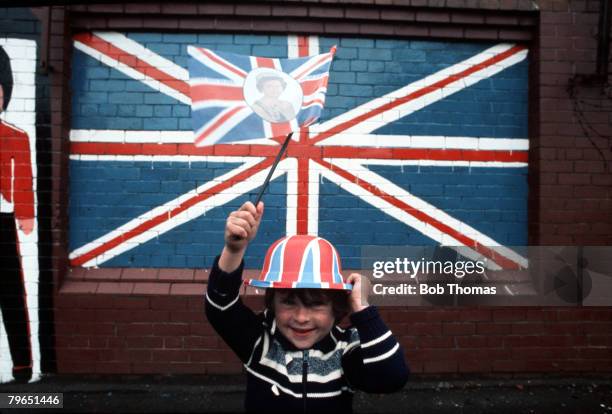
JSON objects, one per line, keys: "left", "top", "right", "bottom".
{"left": 418, "top": 336, "right": 454, "bottom": 348}
{"left": 416, "top": 10, "right": 450, "bottom": 23}
{"left": 235, "top": 4, "right": 271, "bottom": 16}
{"left": 272, "top": 5, "right": 307, "bottom": 17}
{"left": 190, "top": 323, "right": 216, "bottom": 336}
{"left": 309, "top": 6, "right": 343, "bottom": 18}
{"left": 451, "top": 12, "right": 484, "bottom": 24}
{"left": 459, "top": 358, "right": 491, "bottom": 372}
{"left": 424, "top": 360, "right": 458, "bottom": 373}
{"left": 179, "top": 18, "right": 216, "bottom": 30}
{"left": 477, "top": 322, "right": 513, "bottom": 335}
{"left": 170, "top": 283, "right": 206, "bottom": 296}
{"left": 409, "top": 322, "right": 443, "bottom": 336}
{"left": 381, "top": 10, "right": 414, "bottom": 20}
{"left": 190, "top": 349, "right": 226, "bottom": 363}
{"left": 345, "top": 8, "right": 380, "bottom": 19}
{"left": 170, "top": 311, "right": 204, "bottom": 323}
{"left": 198, "top": 4, "right": 234, "bottom": 14}
{"left": 95, "top": 362, "right": 131, "bottom": 374}
{"left": 493, "top": 309, "right": 526, "bottom": 321}
{"left": 152, "top": 349, "right": 189, "bottom": 362}
{"left": 60, "top": 281, "right": 99, "bottom": 294}
{"left": 124, "top": 4, "right": 160, "bottom": 13}
{"left": 158, "top": 268, "right": 194, "bottom": 281}
{"left": 152, "top": 323, "right": 190, "bottom": 336}
{"left": 87, "top": 4, "right": 124, "bottom": 13}
{"left": 97, "top": 282, "right": 134, "bottom": 294}
{"left": 429, "top": 26, "right": 464, "bottom": 38}
{"left": 164, "top": 337, "right": 184, "bottom": 349}
{"left": 116, "top": 323, "right": 153, "bottom": 337}
{"left": 122, "top": 268, "right": 158, "bottom": 280}
{"left": 493, "top": 359, "right": 527, "bottom": 372}
{"left": 442, "top": 322, "right": 475, "bottom": 335}
{"left": 358, "top": 23, "right": 395, "bottom": 35}
{"left": 133, "top": 282, "right": 171, "bottom": 295}
{"left": 184, "top": 336, "right": 218, "bottom": 349}
{"left": 150, "top": 296, "right": 188, "bottom": 311}
{"left": 456, "top": 335, "right": 504, "bottom": 348}
{"left": 111, "top": 296, "right": 150, "bottom": 309}
{"left": 161, "top": 3, "right": 197, "bottom": 14}
{"left": 106, "top": 17, "right": 144, "bottom": 29}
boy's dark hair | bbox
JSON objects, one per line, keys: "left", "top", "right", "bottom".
{"left": 265, "top": 288, "right": 350, "bottom": 323}
{"left": 0, "top": 46, "right": 13, "bottom": 111}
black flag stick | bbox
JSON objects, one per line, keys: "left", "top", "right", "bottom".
{"left": 254, "top": 132, "right": 293, "bottom": 206}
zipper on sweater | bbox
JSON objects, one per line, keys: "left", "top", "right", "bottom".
{"left": 302, "top": 350, "right": 308, "bottom": 414}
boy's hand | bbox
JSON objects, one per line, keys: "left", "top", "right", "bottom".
{"left": 346, "top": 273, "right": 370, "bottom": 313}
{"left": 224, "top": 201, "right": 264, "bottom": 253}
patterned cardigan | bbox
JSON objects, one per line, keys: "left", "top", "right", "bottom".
{"left": 205, "top": 256, "right": 409, "bottom": 414}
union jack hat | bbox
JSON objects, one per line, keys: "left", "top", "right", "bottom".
{"left": 246, "top": 235, "right": 353, "bottom": 290}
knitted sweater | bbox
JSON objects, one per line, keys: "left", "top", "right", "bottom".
{"left": 205, "top": 256, "right": 409, "bottom": 414}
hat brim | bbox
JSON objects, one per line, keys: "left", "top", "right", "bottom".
{"left": 246, "top": 279, "right": 353, "bottom": 290}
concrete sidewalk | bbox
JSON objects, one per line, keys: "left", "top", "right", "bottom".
{"left": 1, "top": 375, "right": 611, "bottom": 413}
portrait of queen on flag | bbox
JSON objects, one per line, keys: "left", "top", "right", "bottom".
{"left": 187, "top": 45, "right": 335, "bottom": 146}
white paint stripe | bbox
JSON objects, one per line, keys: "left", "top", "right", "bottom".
{"left": 319, "top": 158, "right": 528, "bottom": 269}
{"left": 357, "top": 159, "right": 528, "bottom": 168}
{"left": 315, "top": 134, "right": 529, "bottom": 151}
{"left": 363, "top": 343, "right": 400, "bottom": 364}
{"left": 307, "top": 159, "right": 320, "bottom": 236}
{"left": 285, "top": 157, "right": 297, "bottom": 235}
{"left": 69, "top": 158, "right": 289, "bottom": 267}
{"left": 69, "top": 154, "right": 252, "bottom": 163}
{"left": 69, "top": 129, "right": 279, "bottom": 146}
{"left": 287, "top": 35, "right": 299, "bottom": 58}
{"left": 67, "top": 132, "right": 528, "bottom": 165}
{"left": 73, "top": 40, "right": 191, "bottom": 105}
{"left": 309, "top": 36, "right": 320, "bottom": 56}
{"left": 205, "top": 292, "right": 240, "bottom": 311}
{"left": 361, "top": 330, "right": 392, "bottom": 349}
{"left": 314, "top": 44, "right": 527, "bottom": 138}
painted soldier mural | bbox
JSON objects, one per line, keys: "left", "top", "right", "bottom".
{"left": 0, "top": 40, "right": 39, "bottom": 384}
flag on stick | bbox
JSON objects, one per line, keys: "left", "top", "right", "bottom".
{"left": 188, "top": 46, "right": 336, "bottom": 146}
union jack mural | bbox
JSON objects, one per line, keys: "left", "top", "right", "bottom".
{"left": 68, "top": 32, "right": 529, "bottom": 270}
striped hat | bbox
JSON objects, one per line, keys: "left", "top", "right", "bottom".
{"left": 246, "top": 235, "right": 352, "bottom": 290}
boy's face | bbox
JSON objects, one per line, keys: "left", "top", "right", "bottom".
{"left": 273, "top": 290, "right": 335, "bottom": 350}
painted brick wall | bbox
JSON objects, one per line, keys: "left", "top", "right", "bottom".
{"left": 67, "top": 33, "right": 529, "bottom": 270}
{"left": 22, "top": 0, "right": 612, "bottom": 378}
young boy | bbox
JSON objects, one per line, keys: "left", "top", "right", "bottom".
{"left": 205, "top": 201, "right": 409, "bottom": 413}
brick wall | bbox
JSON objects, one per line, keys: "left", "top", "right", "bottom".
{"left": 15, "top": 0, "right": 611, "bottom": 377}
{"left": 533, "top": 0, "right": 612, "bottom": 245}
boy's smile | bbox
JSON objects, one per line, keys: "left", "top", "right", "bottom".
{"left": 273, "top": 291, "right": 335, "bottom": 349}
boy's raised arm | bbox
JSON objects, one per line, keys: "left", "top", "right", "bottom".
{"left": 219, "top": 201, "right": 264, "bottom": 273}
{"left": 205, "top": 201, "right": 265, "bottom": 363}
